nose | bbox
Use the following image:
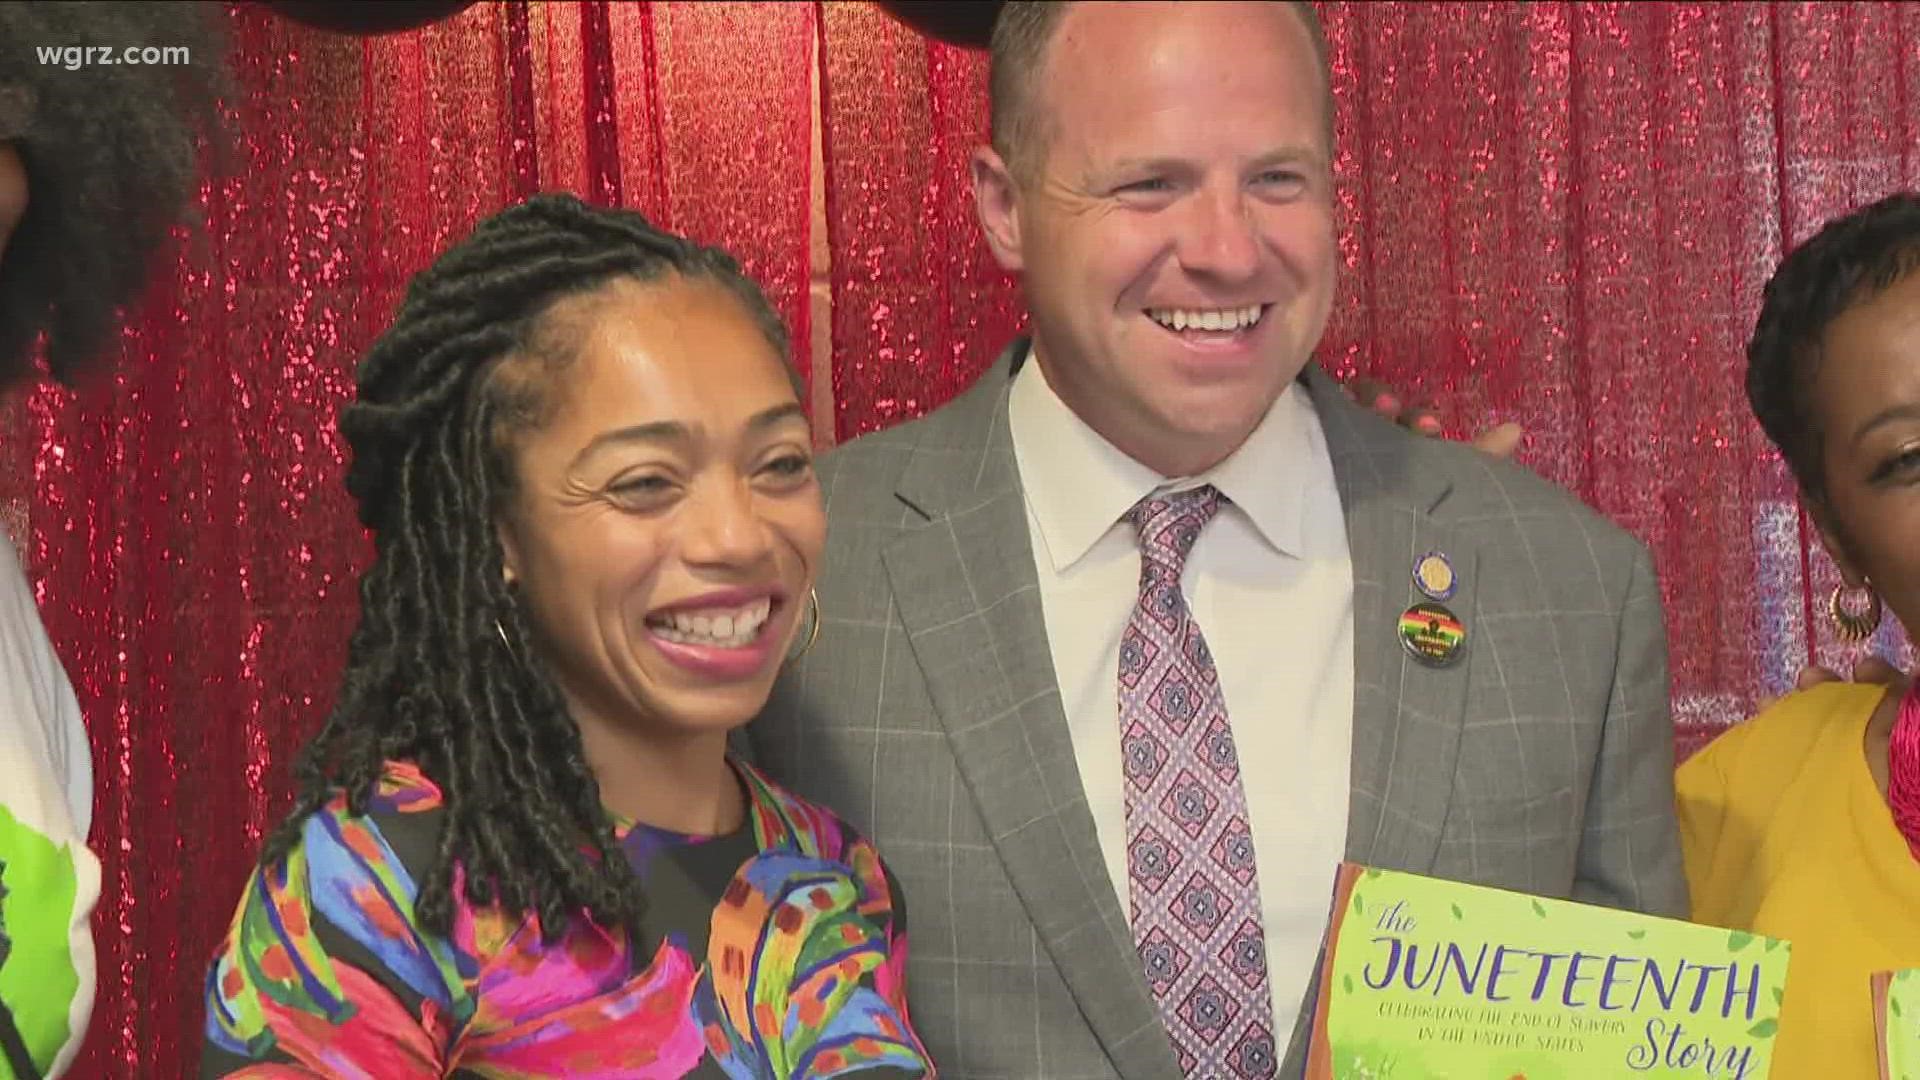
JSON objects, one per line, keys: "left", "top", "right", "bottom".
{"left": 1176, "top": 184, "right": 1261, "bottom": 283}
{"left": 679, "top": 475, "right": 776, "bottom": 571}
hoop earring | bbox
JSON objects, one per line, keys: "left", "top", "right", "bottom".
{"left": 1829, "top": 582, "right": 1882, "bottom": 642}
{"left": 787, "top": 586, "right": 821, "bottom": 664}
{"left": 495, "top": 578, "right": 524, "bottom": 662}
{"left": 494, "top": 616, "right": 522, "bottom": 662}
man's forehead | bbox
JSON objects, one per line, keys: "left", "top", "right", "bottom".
{"left": 1040, "top": 2, "right": 1317, "bottom": 98}
{"left": 1049, "top": 1, "right": 1305, "bottom": 52}
{"left": 1034, "top": 6, "right": 1327, "bottom": 140}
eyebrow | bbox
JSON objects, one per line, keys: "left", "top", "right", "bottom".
{"left": 1248, "top": 145, "right": 1326, "bottom": 169}
{"left": 1852, "top": 402, "right": 1920, "bottom": 446}
{"left": 570, "top": 402, "right": 809, "bottom": 468}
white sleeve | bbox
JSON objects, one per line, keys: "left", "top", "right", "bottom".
{"left": 0, "top": 537, "right": 90, "bottom": 834}
{"left": 0, "top": 535, "right": 98, "bottom": 1076}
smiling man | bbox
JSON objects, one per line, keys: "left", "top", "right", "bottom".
{"left": 754, "top": 3, "right": 1687, "bottom": 1076}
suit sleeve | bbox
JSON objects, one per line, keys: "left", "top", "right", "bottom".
{"left": 1570, "top": 542, "right": 1689, "bottom": 917}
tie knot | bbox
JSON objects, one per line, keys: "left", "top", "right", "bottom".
{"left": 1125, "top": 484, "right": 1222, "bottom": 571}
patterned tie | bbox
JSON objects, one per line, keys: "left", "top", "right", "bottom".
{"left": 1118, "top": 485, "right": 1276, "bottom": 1078}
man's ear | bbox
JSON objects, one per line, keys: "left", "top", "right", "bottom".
{"left": 970, "top": 145, "right": 1026, "bottom": 273}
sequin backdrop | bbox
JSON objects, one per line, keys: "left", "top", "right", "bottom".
{"left": 0, "top": 2, "right": 1912, "bottom": 1076}
{"left": 0, "top": 2, "right": 816, "bottom": 1074}
{"left": 818, "top": 0, "right": 1920, "bottom": 746}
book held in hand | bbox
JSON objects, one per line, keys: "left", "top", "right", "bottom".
{"left": 1306, "top": 862, "right": 1791, "bottom": 1079}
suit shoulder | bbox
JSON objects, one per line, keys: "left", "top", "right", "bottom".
{"left": 815, "top": 409, "right": 942, "bottom": 496}
{"left": 820, "top": 410, "right": 933, "bottom": 465}
{"left": 1422, "top": 439, "right": 1650, "bottom": 565}
{"left": 1426, "top": 438, "right": 1620, "bottom": 529}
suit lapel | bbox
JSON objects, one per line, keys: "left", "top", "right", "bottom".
{"left": 883, "top": 344, "right": 1182, "bottom": 1078}
{"left": 1277, "top": 371, "right": 1481, "bottom": 1076}
{"left": 1304, "top": 367, "right": 1475, "bottom": 873}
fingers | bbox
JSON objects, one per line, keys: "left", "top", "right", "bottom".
{"left": 1850, "top": 655, "right": 1911, "bottom": 689}
{"left": 1346, "top": 378, "right": 1406, "bottom": 422}
{"left": 1342, "top": 377, "right": 1519, "bottom": 454}
{"left": 1794, "top": 657, "right": 1913, "bottom": 692}
{"left": 1346, "top": 377, "right": 1446, "bottom": 435}
{"left": 1794, "top": 664, "right": 1840, "bottom": 690}
{"left": 1470, "top": 422, "right": 1524, "bottom": 460}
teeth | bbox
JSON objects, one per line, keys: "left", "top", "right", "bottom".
{"left": 1148, "top": 305, "right": 1264, "bottom": 333}
{"left": 652, "top": 623, "right": 760, "bottom": 648}
{"left": 652, "top": 623, "right": 761, "bottom": 649}
{"left": 652, "top": 599, "right": 772, "bottom": 649}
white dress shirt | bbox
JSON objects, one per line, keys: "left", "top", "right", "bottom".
{"left": 1007, "top": 353, "right": 1354, "bottom": 1038}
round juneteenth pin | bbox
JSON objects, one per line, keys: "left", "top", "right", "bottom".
{"left": 1398, "top": 602, "right": 1466, "bottom": 667}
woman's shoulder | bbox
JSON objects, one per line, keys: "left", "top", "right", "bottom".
{"left": 733, "top": 759, "right": 895, "bottom": 880}
{"left": 1685, "top": 681, "right": 1889, "bottom": 781}
{"left": 206, "top": 763, "right": 494, "bottom": 1067}
{"left": 707, "top": 768, "right": 930, "bottom": 1076}
{"left": 278, "top": 759, "right": 447, "bottom": 820}
{"left": 234, "top": 760, "right": 452, "bottom": 936}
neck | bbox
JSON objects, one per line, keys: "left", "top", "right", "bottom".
{"left": 1028, "top": 338, "right": 1257, "bottom": 479}
{"left": 1131, "top": 438, "right": 1241, "bottom": 481}
{"left": 574, "top": 711, "right": 744, "bottom": 836}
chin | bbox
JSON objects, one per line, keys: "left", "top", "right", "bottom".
{"left": 642, "top": 677, "right": 778, "bottom": 735}
{"left": 1161, "top": 389, "right": 1277, "bottom": 437}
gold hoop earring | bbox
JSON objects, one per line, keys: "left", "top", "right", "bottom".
{"left": 787, "top": 586, "right": 821, "bottom": 664}
{"left": 1829, "top": 583, "right": 1882, "bottom": 642}
{"left": 495, "top": 578, "right": 524, "bottom": 662}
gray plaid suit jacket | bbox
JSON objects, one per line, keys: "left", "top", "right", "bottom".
{"left": 750, "top": 341, "right": 1687, "bottom": 1078}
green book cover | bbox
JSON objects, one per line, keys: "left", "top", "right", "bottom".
{"left": 1876, "top": 969, "right": 1920, "bottom": 1080}
{"left": 1306, "top": 863, "right": 1790, "bottom": 1079}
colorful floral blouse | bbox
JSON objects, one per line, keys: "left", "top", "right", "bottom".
{"left": 201, "top": 758, "right": 930, "bottom": 1078}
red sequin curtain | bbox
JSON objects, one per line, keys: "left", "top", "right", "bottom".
{"left": 818, "top": 0, "right": 1920, "bottom": 763}
{"left": 0, "top": 3, "right": 813, "bottom": 1075}
{"left": 1, "top": 2, "right": 1916, "bottom": 1076}
{"left": 817, "top": 2, "right": 1026, "bottom": 439}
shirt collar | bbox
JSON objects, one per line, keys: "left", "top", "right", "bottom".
{"left": 1008, "top": 352, "right": 1313, "bottom": 572}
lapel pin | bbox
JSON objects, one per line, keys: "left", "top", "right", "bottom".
{"left": 1398, "top": 601, "right": 1466, "bottom": 668}
{"left": 1412, "top": 550, "right": 1457, "bottom": 601}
